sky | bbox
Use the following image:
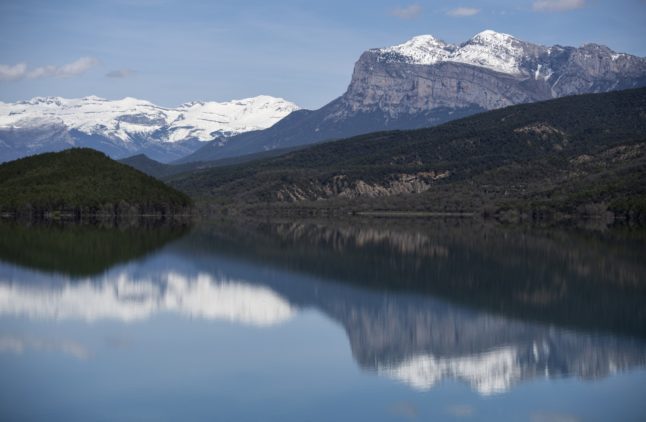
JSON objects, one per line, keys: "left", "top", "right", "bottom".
{"left": 0, "top": 0, "right": 645, "bottom": 109}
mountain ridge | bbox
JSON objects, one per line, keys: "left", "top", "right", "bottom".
{"left": 0, "top": 95, "right": 299, "bottom": 163}
{"left": 179, "top": 30, "right": 646, "bottom": 163}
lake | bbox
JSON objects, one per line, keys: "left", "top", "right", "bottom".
{"left": 0, "top": 218, "right": 645, "bottom": 421}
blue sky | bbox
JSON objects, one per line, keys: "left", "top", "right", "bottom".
{"left": 0, "top": 0, "right": 644, "bottom": 109}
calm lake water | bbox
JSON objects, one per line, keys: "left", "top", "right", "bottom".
{"left": 0, "top": 219, "right": 645, "bottom": 421}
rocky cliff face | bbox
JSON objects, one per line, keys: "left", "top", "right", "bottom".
{"left": 182, "top": 30, "right": 646, "bottom": 163}
{"left": 341, "top": 30, "right": 646, "bottom": 117}
{"left": 274, "top": 171, "right": 450, "bottom": 202}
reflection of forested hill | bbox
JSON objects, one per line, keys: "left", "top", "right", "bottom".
{"left": 0, "top": 221, "right": 190, "bottom": 277}
{"left": 180, "top": 219, "right": 646, "bottom": 338}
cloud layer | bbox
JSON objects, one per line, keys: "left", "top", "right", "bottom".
{"left": 447, "top": 7, "right": 480, "bottom": 17}
{"left": 391, "top": 4, "right": 423, "bottom": 19}
{"left": 0, "top": 63, "right": 28, "bottom": 81}
{"left": 0, "top": 57, "right": 98, "bottom": 81}
{"left": 532, "top": 0, "right": 586, "bottom": 12}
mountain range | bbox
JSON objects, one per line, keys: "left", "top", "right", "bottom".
{"left": 178, "top": 30, "right": 646, "bottom": 163}
{"left": 0, "top": 95, "right": 298, "bottom": 163}
{"left": 1, "top": 30, "right": 645, "bottom": 165}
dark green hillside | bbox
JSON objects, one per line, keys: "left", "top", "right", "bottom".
{"left": 170, "top": 88, "right": 646, "bottom": 220}
{"left": 0, "top": 148, "right": 192, "bottom": 217}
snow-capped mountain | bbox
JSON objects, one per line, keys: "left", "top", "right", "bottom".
{"left": 0, "top": 95, "right": 299, "bottom": 163}
{"left": 354, "top": 29, "right": 646, "bottom": 113}
{"left": 377, "top": 30, "right": 527, "bottom": 75}
{"left": 372, "top": 29, "right": 645, "bottom": 92}
{"left": 181, "top": 30, "right": 646, "bottom": 163}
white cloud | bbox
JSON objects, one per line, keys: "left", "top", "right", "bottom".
{"left": 106, "top": 68, "right": 137, "bottom": 78}
{"left": 26, "top": 65, "right": 58, "bottom": 79}
{"left": 447, "top": 7, "right": 481, "bottom": 17}
{"left": 0, "top": 57, "right": 98, "bottom": 81}
{"left": 0, "top": 63, "right": 28, "bottom": 81}
{"left": 56, "top": 57, "right": 99, "bottom": 77}
{"left": 532, "top": 0, "right": 586, "bottom": 12}
{"left": 391, "top": 4, "right": 423, "bottom": 19}
{"left": 28, "top": 57, "right": 99, "bottom": 79}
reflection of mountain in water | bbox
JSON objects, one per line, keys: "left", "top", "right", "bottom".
{"left": 302, "top": 281, "right": 646, "bottom": 395}
{"left": 173, "top": 220, "right": 646, "bottom": 394}
{"left": 1, "top": 219, "right": 645, "bottom": 395}
{"left": 0, "top": 221, "right": 190, "bottom": 277}
{"left": 184, "top": 219, "right": 646, "bottom": 339}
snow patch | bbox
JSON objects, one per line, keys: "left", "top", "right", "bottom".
{"left": 375, "top": 30, "right": 526, "bottom": 75}
{"left": 0, "top": 95, "right": 300, "bottom": 144}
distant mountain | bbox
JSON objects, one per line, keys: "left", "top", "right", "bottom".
{"left": 118, "top": 154, "right": 182, "bottom": 179}
{"left": 0, "top": 148, "right": 192, "bottom": 217}
{"left": 119, "top": 144, "right": 310, "bottom": 180}
{"left": 169, "top": 88, "right": 646, "bottom": 220}
{"left": 179, "top": 30, "right": 646, "bottom": 163}
{"left": 0, "top": 95, "right": 299, "bottom": 163}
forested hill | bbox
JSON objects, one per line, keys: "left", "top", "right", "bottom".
{"left": 0, "top": 148, "right": 192, "bottom": 217}
{"left": 169, "top": 88, "right": 646, "bottom": 220}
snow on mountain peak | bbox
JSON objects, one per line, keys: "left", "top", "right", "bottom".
{"left": 455, "top": 30, "right": 524, "bottom": 75}
{"left": 375, "top": 34, "right": 455, "bottom": 65}
{"left": 24, "top": 96, "right": 65, "bottom": 106}
{"left": 169, "top": 95, "right": 299, "bottom": 142}
{"left": 375, "top": 30, "right": 526, "bottom": 75}
{"left": 82, "top": 95, "right": 106, "bottom": 101}
{"left": 469, "top": 30, "right": 517, "bottom": 44}
{"left": 0, "top": 95, "right": 300, "bottom": 144}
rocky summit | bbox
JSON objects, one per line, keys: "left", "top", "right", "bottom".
{"left": 349, "top": 29, "right": 646, "bottom": 114}
{"left": 181, "top": 30, "right": 646, "bottom": 163}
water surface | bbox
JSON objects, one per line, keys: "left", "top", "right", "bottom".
{"left": 1, "top": 219, "right": 645, "bottom": 421}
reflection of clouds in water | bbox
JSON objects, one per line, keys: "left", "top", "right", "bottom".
{"left": 379, "top": 347, "right": 520, "bottom": 395}
{"left": 0, "top": 336, "right": 89, "bottom": 360}
{"left": 104, "top": 334, "right": 133, "bottom": 350}
{"left": 0, "top": 272, "right": 295, "bottom": 326}
{"left": 446, "top": 404, "right": 475, "bottom": 417}
{"left": 531, "top": 412, "right": 581, "bottom": 422}
{"left": 389, "top": 401, "right": 418, "bottom": 419}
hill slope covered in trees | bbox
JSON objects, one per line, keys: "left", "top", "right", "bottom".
{"left": 170, "top": 88, "right": 646, "bottom": 220}
{"left": 0, "top": 148, "right": 192, "bottom": 218}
